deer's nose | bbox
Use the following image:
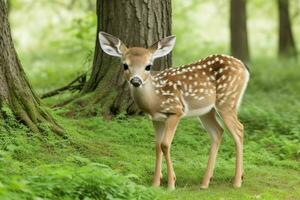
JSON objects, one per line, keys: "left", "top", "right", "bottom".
{"left": 130, "top": 76, "right": 142, "bottom": 87}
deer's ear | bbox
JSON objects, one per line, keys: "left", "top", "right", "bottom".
{"left": 98, "top": 32, "right": 127, "bottom": 57}
{"left": 149, "top": 36, "right": 176, "bottom": 60}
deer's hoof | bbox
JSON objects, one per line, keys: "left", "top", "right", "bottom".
{"left": 233, "top": 183, "right": 242, "bottom": 188}
{"left": 167, "top": 184, "right": 175, "bottom": 191}
{"left": 200, "top": 184, "right": 209, "bottom": 190}
{"left": 233, "top": 174, "right": 243, "bottom": 188}
{"left": 233, "top": 180, "right": 242, "bottom": 188}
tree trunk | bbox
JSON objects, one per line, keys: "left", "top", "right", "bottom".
{"left": 278, "top": 0, "right": 297, "bottom": 58}
{"left": 80, "top": 0, "right": 172, "bottom": 115}
{"left": 5, "top": 0, "right": 9, "bottom": 13}
{"left": 230, "top": 0, "right": 250, "bottom": 62}
{"left": 0, "top": 1, "right": 63, "bottom": 135}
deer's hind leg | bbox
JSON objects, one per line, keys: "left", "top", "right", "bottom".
{"left": 215, "top": 65, "right": 248, "bottom": 187}
{"left": 199, "top": 108, "right": 224, "bottom": 189}
{"left": 217, "top": 108, "right": 244, "bottom": 188}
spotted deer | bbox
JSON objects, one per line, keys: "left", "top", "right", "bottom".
{"left": 98, "top": 32, "right": 250, "bottom": 190}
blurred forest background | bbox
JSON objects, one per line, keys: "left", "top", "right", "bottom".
{"left": 0, "top": 0, "right": 300, "bottom": 199}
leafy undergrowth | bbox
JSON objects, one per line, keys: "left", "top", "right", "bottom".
{"left": 0, "top": 151, "right": 156, "bottom": 200}
{"left": 0, "top": 116, "right": 159, "bottom": 200}
{"left": 1, "top": 103, "right": 299, "bottom": 199}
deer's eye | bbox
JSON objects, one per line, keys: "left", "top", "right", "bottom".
{"left": 123, "top": 64, "right": 129, "bottom": 70}
{"left": 145, "top": 65, "right": 152, "bottom": 71}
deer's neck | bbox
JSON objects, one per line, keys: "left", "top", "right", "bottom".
{"left": 129, "top": 77, "right": 159, "bottom": 114}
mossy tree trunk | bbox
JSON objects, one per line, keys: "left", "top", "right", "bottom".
{"left": 230, "top": 0, "right": 250, "bottom": 62}
{"left": 80, "top": 0, "right": 172, "bottom": 115}
{"left": 278, "top": 0, "right": 297, "bottom": 58}
{"left": 0, "top": 1, "right": 63, "bottom": 135}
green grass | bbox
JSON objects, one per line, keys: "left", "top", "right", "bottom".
{"left": 1, "top": 110, "right": 299, "bottom": 199}
{"left": 1, "top": 57, "right": 300, "bottom": 199}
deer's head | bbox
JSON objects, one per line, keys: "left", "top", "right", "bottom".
{"left": 98, "top": 32, "right": 176, "bottom": 88}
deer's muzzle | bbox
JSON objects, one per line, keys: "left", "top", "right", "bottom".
{"left": 130, "top": 76, "right": 142, "bottom": 87}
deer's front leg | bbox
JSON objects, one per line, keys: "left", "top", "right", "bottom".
{"left": 161, "top": 115, "right": 181, "bottom": 190}
{"left": 152, "top": 121, "right": 165, "bottom": 187}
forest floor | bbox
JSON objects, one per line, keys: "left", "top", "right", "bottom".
{"left": 1, "top": 54, "right": 300, "bottom": 199}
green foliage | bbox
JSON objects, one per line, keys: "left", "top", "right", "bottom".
{"left": 0, "top": 152, "right": 157, "bottom": 200}
{"left": 1, "top": 105, "right": 18, "bottom": 128}
{"left": 62, "top": 12, "right": 96, "bottom": 54}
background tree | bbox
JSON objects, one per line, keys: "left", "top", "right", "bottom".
{"left": 0, "top": 0, "right": 63, "bottom": 135}
{"left": 79, "top": 0, "right": 172, "bottom": 115}
{"left": 230, "top": 0, "right": 250, "bottom": 62}
{"left": 278, "top": 0, "right": 297, "bottom": 58}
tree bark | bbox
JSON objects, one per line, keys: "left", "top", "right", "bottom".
{"left": 230, "top": 0, "right": 250, "bottom": 62}
{"left": 278, "top": 0, "right": 297, "bottom": 58}
{"left": 5, "top": 0, "right": 9, "bottom": 13}
{"left": 0, "top": 1, "right": 63, "bottom": 135}
{"left": 80, "top": 0, "right": 172, "bottom": 115}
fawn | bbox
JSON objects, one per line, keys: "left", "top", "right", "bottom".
{"left": 98, "top": 32, "right": 249, "bottom": 190}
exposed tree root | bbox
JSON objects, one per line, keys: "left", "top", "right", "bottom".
{"left": 41, "top": 73, "right": 86, "bottom": 99}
